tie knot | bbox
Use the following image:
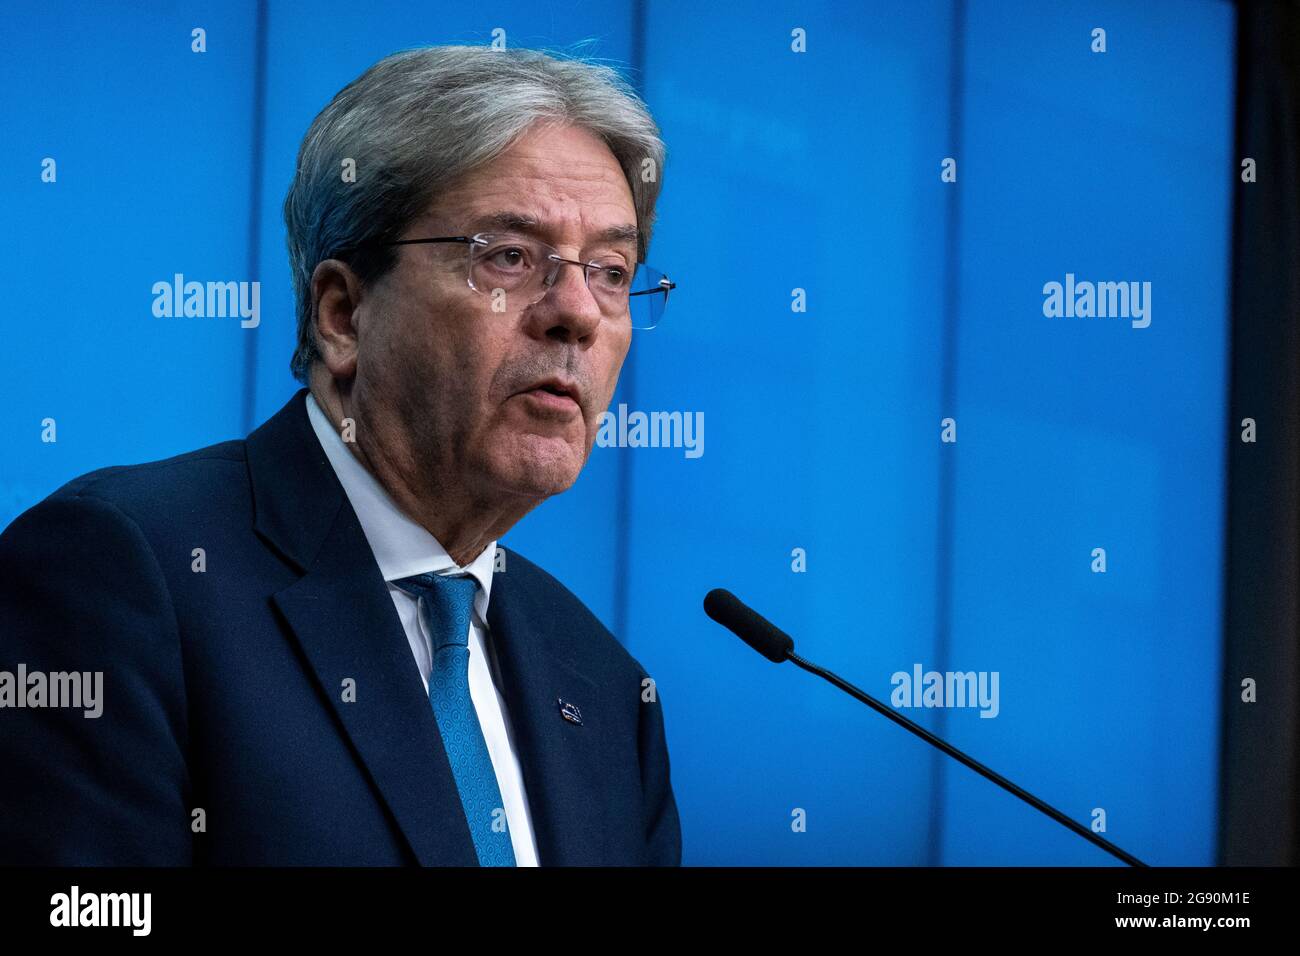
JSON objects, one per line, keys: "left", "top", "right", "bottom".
{"left": 393, "top": 572, "right": 479, "bottom": 651}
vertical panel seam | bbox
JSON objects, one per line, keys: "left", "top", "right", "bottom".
{"left": 241, "top": 0, "right": 270, "bottom": 435}
{"left": 612, "top": 0, "right": 647, "bottom": 645}
{"left": 927, "top": 0, "right": 967, "bottom": 868}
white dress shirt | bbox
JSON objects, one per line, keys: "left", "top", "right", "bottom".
{"left": 305, "top": 392, "right": 540, "bottom": 866}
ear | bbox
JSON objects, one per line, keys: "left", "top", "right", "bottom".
{"left": 311, "top": 259, "right": 366, "bottom": 381}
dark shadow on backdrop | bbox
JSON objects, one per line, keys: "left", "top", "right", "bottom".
{"left": 1220, "top": 0, "right": 1300, "bottom": 867}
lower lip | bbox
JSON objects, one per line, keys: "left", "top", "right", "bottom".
{"left": 518, "top": 388, "right": 580, "bottom": 414}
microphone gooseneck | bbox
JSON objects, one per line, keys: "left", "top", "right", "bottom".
{"left": 703, "top": 588, "right": 1149, "bottom": 868}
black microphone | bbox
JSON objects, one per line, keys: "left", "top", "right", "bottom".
{"left": 703, "top": 588, "right": 793, "bottom": 662}
{"left": 703, "top": 588, "right": 1148, "bottom": 868}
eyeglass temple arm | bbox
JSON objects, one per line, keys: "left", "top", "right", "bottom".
{"left": 629, "top": 278, "right": 676, "bottom": 298}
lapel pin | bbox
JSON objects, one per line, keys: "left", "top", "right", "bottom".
{"left": 558, "top": 698, "right": 583, "bottom": 726}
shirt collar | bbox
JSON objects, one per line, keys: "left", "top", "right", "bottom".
{"left": 304, "top": 392, "right": 497, "bottom": 613}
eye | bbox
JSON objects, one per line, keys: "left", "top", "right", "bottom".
{"left": 591, "top": 259, "right": 632, "bottom": 291}
{"left": 486, "top": 246, "right": 530, "bottom": 271}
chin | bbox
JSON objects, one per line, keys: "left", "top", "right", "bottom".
{"left": 492, "top": 435, "right": 585, "bottom": 496}
{"left": 500, "top": 464, "right": 580, "bottom": 498}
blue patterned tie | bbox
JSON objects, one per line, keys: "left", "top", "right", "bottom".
{"left": 392, "top": 571, "right": 517, "bottom": 866}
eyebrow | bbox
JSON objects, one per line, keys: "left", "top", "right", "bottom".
{"left": 472, "top": 211, "right": 641, "bottom": 256}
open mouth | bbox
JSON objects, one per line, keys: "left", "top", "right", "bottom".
{"left": 521, "top": 377, "right": 581, "bottom": 404}
{"left": 519, "top": 380, "right": 581, "bottom": 414}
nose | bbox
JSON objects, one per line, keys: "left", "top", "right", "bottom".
{"left": 522, "top": 259, "right": 604, "bottom": 345}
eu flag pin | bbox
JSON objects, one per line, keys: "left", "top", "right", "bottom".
{"left": 558, "top": 698, "right": 583, "bottom": 726}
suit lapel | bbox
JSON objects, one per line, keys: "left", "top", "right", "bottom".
{"left": 487, "top": 556, "right": 610, "bottom": 865}
{"left": 247, "top": 389, "right": 477, "bottom": 866}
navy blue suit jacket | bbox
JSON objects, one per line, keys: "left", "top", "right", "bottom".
{"left": 0, "top": 389, "right": 681, "bottom": 866}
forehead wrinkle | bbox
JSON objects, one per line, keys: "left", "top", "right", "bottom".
{"left": 462, "top": 207, "right": 638, "bottom": 259}
{"left": 429, "top": 132, "right": 637, "bottom": 254}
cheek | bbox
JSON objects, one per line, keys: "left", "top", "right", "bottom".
{"left": 391, "top": 286, "right": 484, "bottom": 379}
{"left": 363, "top": 281, "right": 428, "bottom": 368}
{"left": 385, "top": 316, "right": 442, "bottom": 390}
{"left": 600, "top": 330, "right": 632, "bottom": 398}
{"left": 452, "top": 328, "right": 522, "bottom": 436}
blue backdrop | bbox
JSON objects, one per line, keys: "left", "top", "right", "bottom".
{"left": 1, "top": 0, "right": 1236, "bottom": 865}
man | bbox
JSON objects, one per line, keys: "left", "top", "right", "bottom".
{"left": 0, "top": 45, "right": 681, "bottom": 866}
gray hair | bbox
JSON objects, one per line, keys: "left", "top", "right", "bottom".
{"left": 283, "top": 44, "right": 666, "bottom": 384}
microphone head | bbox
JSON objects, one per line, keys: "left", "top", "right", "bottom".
{"left": 703, "top": 589, "right": 795, "bottom": 663}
